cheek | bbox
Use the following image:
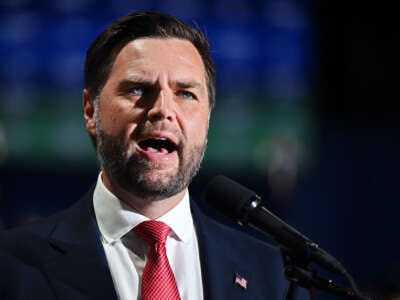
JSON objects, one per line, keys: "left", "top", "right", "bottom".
{"left": 99, "top": 107, "right": 122, "bottom": 132}
{"left": 99, "top": 101, "right": 143, "bottom": 136}
{"left": 183, "top": 111, "right": 210, "bottom": 143}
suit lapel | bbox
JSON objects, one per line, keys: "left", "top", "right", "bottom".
{"left": 191, "top": 202, "right": 251, "bottom": 300}
{"left": 43, "top": 189, "right": 117, "bottom": 300}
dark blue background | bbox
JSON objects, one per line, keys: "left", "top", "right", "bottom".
{"left": 1, "top": 1, "right": 399, "bottom": 299}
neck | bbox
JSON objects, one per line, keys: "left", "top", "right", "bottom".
{"left": 101, "top": 171, "right": 187, "bottom": 219}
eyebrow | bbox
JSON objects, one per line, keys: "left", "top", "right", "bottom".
{"left": 172, "top": 80, "right": 203, "bottom": 90}
{"left": 116, "top": 78, "right": 203, "bottom": 92}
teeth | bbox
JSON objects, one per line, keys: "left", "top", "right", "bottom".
{"left": 138, "top": 137, "right": 176, "bottom": 153}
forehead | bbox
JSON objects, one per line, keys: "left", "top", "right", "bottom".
{"left": 110, "top": 37, "right": 206, "bottom": 80}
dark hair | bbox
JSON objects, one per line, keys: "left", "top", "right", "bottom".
{"left": 84, "top": 11, "right": 216, "bottom": 108}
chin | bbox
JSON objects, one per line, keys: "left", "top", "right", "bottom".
{"left": 137, "top": 169, "right": 177, "bottom": 188}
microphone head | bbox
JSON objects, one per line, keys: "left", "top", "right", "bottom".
{"left": 204, "top": 175, "right": 259, "bottom": 222}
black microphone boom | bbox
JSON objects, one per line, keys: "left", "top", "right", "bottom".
{"left": 204, "top": 175, "right": 347, "bottom": 276}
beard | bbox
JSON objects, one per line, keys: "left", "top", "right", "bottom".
{"left": 96, "top": 122, "right": 207, "bottom": 202}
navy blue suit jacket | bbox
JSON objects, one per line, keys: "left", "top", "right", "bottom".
{"left": 0, "top": 188, "right": 306, "bottom": 299}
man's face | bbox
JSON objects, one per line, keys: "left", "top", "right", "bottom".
{"left": 89, "top": 38, "right": 210, "bottom": 201}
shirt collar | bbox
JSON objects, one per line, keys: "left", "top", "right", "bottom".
{"left": 93, "top": 173, "right": 194, "bottom": 244}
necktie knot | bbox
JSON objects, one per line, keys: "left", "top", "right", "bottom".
{"left": 133, "top": 220, "right": 171, "bottom": 246}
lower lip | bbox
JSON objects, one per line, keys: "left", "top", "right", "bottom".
{"left": 136, "top": 146, "right": 177, "bottom": 162}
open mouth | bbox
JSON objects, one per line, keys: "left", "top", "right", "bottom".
{"left": 138, "top": 137, "right": 177, "bottom": 154}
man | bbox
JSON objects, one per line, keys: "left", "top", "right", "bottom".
{"left": 0, "top": 11, "right": 305, "bottom": 300}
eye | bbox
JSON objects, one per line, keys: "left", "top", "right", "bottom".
{"left": 129, "top": 87, "right": 144, "bottom": 96}
{"left": 177, "top": 90, "right": 196, "bottom": 100}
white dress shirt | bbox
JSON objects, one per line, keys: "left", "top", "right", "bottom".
{"left": 93, "top": 174, "right": 204, "bottom": 300}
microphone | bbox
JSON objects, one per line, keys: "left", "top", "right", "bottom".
{"left": 204, "top": 175, "right": 347, "bottom": 276}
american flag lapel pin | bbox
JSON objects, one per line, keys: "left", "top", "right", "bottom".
{"left": 234, "top": 272, "right": 247, "bottom": 290}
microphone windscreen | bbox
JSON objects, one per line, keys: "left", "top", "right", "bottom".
{"left": 204, "top": 175, "right": 258, "bottom": 221}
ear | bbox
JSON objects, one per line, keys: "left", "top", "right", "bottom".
{"left": 82, "top": 89, "right": 97, "bottom": 137}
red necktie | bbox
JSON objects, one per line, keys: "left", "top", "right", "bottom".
{"left": 133, "top": 220, "right": 180, "bottom": 300}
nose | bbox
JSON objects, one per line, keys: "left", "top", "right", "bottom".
{"left": 147, "top": 89, "right": 175, "bottom": 122}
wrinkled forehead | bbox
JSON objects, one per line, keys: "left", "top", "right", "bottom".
{"left": 110, "top": 38, "right": 207, "bottom": 85}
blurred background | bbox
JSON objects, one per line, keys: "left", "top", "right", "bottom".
{"left": 0, "top": 1, "right": 399, "bottom": 299}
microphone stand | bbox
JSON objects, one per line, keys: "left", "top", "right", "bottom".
{"left": 281, "top": 250, "right": 374, "bottom": 300}
{"left": 285, "top": 264, "right": 366, "bottom": 299}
